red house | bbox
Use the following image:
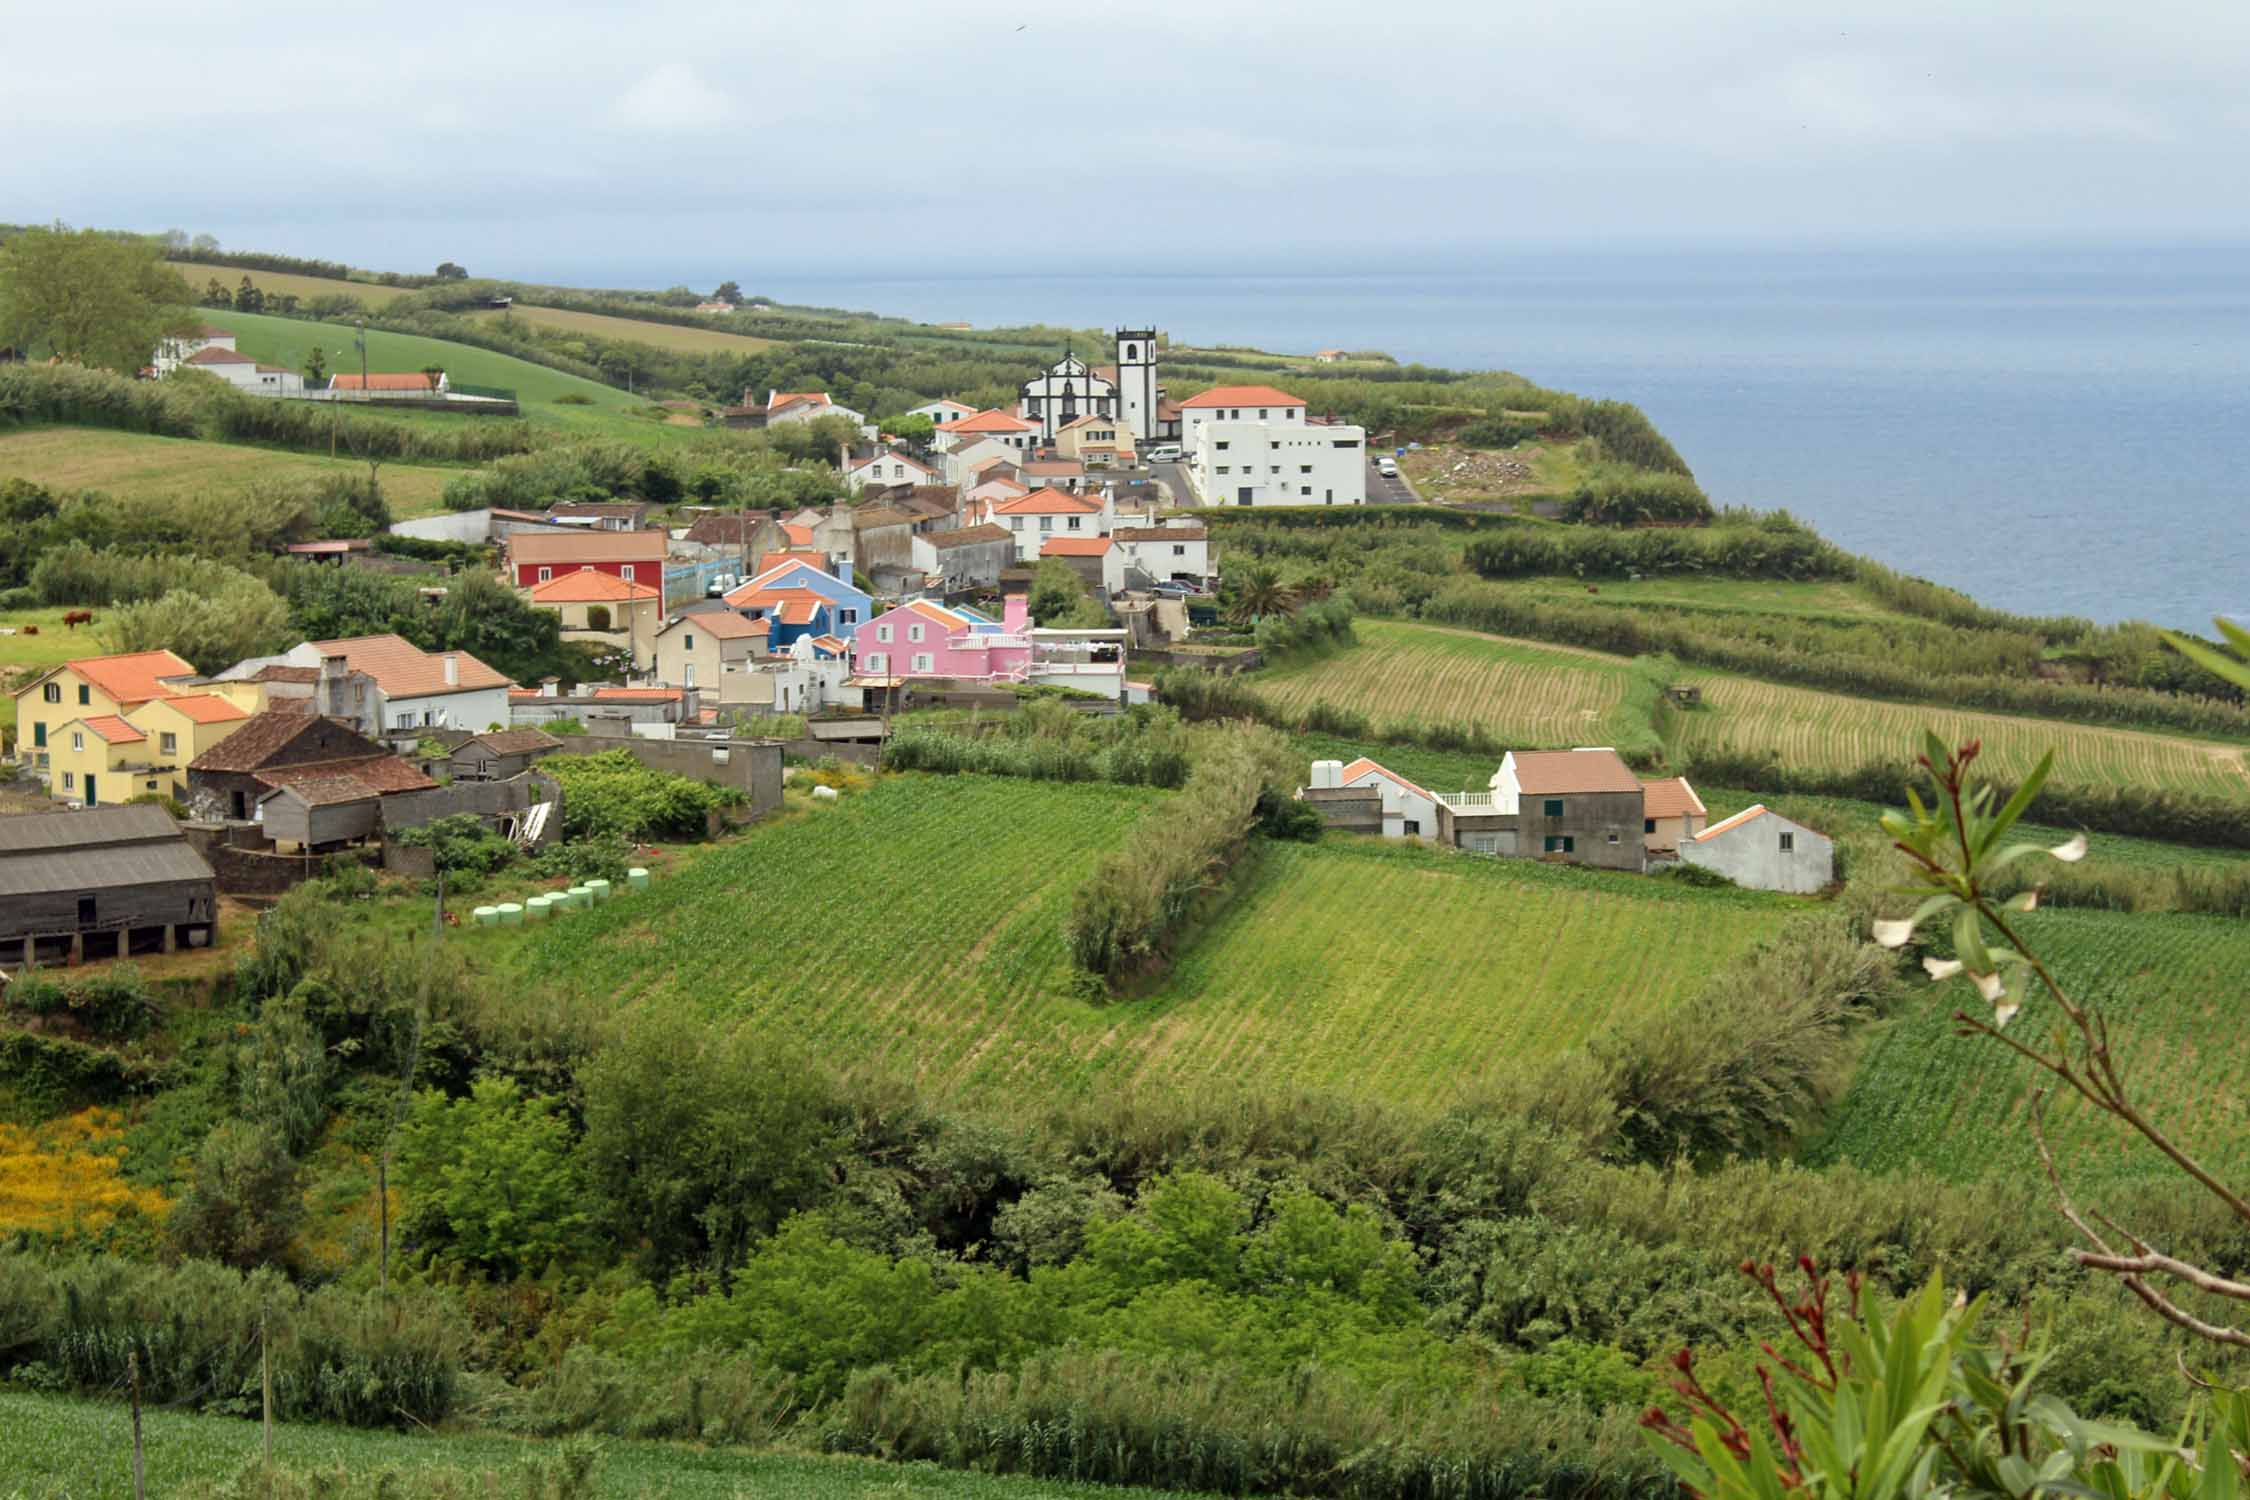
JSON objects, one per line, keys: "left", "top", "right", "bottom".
{"left": 506, "top": 529, "right": 670, "bottom": 590}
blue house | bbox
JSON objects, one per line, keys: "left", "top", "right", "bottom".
{"left": 722, "top": 559, "right": 873, "bottom": 635}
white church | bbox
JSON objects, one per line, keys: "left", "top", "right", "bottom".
{"left": 1017, "top": 329, "right": 1181, "bottom": 445}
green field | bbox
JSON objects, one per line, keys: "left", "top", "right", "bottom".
{"left": 0, "top": 1391, "right": 1220, "bottom": 1500}
{"left": 0, "top": 425, "right": 460, "bottom": 519}
{"left": 471, "top": 302, "right": 779, "bottom": 355}
{"left": 204, "top": 310, "right": 660, "bottom": 435}
{"left": 1508, "top": 574, "right": 1893, "bottom": 621}
{"left": 1255, "top": 619, "right": 1634, "bottom": 748}
{"left": 1807, "top": 907, "right": 2250, "bottom": 1184}
{"left": 483, "top": 775, "right": 1790, "bottom": 1107}
{"left": 1675, "top": 672, "right": 2249, "bottom": 798}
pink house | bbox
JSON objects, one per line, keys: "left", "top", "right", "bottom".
{"left": 852, "top": 595, "right": 1129, "bottom": 698}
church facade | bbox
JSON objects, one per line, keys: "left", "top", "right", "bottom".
{"left": 1018, "top": 329, "right": 1173, "bottom": 444}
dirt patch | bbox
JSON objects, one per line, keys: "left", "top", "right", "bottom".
{"left": 1401, "top": 443, "right": 1554, "bottom": 503}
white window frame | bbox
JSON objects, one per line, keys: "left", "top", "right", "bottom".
{"left": 912, "top": 652, "right": 933, "bottom": 673}
{"left": 538, "top": 566, "right": 553, "bottom": 582}
{"left": 877, "top": 623, "right": 893, "bottom": 643}
{"left": 70, "top": 731, "right": 84, "bottom": 752}
{"left": 908, "top": 623, "right": 924, "bottom": 642}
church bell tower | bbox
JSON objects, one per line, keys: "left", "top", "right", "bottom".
{"left": 1114, "top": 328, "right": 1157, "bottom": 443}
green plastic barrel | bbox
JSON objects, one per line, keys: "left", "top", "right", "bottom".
{"left": 627, "top": 867, "right": 650, "bottom": 891}
{"left": 586, "top": 879, "right": 612, "bottom": 903}
{"left": 524, "top": 896, "right": 551, "bottom": 921}
{"left": 472, "top": 906, "right": 498, "bottom": 927}
{"left": 567, "top": 885, "right": 592, "bottom": 909}
{"left": 497, "top": 903, "right": 523, "bottom": 926}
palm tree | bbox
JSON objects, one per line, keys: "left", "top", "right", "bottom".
{"left": 1229, "top": 564, "right": 1294, "bottom": 626}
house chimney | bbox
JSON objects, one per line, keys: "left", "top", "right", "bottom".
{"left": 319, "top": 654, "right": 349, "bottom": 719}
{"left": 541, "top": 676, "right": 560, "bottom": 699}
{"left": 443, "top": 653, "right": 459, "bottom": 687}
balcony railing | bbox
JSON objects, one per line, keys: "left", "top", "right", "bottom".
{"left": 1436, "top": 791, "right": 1497, "bottom": 809}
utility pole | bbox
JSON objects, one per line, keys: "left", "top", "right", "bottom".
{"left": 354, "top": 320, "right": 368, "bottom": 405}
{"left": 129, "top": 1352, "right": 145, "bottom": 1500}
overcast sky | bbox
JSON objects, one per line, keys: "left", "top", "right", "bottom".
{"left": 5, "top": 0, "right": 2247, "bottom": 283}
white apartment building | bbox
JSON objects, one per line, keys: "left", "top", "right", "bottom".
{"left": 1180, "top": 385, "right": 1365, "bottom": 507}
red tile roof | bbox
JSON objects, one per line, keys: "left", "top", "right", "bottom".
{"left": 991, "top": 487, "right": 1102, "bottom": 515}
{"left": 1179, "top": 385, "right": 1305, "bottom": 409}
{"left": 330, "top": 372, "right": 436, "bottom": 391}
{"left": 924, "top": 523, "right": 1013, "bottom": 550}
{"left": 79, "top": 714, "right": 146, "bottom": 744}
{"left": 780, "top": 524, "right": 814, "bottom": 546}
{"left": 151, "top": 694, "right": 252, "bottom": 725}
{"left": 304, "top": 635, "right": 513, "bottom": 698}
{"left": 1338, "top": 756, "right": 1433, "bottom": 801}
{"left": 1694, "top": 805, "right": 1770, "bottom": 841}
{"left": 1640, "top": 777, "right": 1707, "bottom": 821}
{"left": 53, "top": 650, "right": 197, "bottom": 707}
{"left": 508, "top": 529, "right": 669, "bottom": 566}
{"left": 777, "top": 599, "right": 820, "bottom": 625}
{"left": 1507, "top": 748, "right": 1642, "bottom": 795}
{"left": 524, "top": 570, "right": 662, "bottom": 604}
{"left": 1040, "top": 536, "right": 1113, "bottom": 557}
{"left": 669, "top": 611, "right": 767, "bottom": 641}
{"left": 939, "top": 409, "right": 1036, "bottom": 434}
{"left": 593, "top": 687, "right": 682, "bottom": 703}
{"left": 183, "top": 346, "right": 254, "bottom": 366}
{"left": 756, "top": 550, "right": 827, "bottom": 574}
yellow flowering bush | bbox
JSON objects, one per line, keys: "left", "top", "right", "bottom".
{"left": 0, "top": 1108, "right": 170, "bottom": 1242}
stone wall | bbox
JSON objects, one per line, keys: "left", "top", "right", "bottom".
{"left": 179, "top": 822, "right": 325, "bottom": 898}
{"left": 382, "top": 773, "right": 562, "bottom": 845}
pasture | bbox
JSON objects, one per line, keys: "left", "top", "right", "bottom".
{"left": 1509, "top": 574, "right": 1891, "bottom": 621}
{"left": 1254, "top": 619, "right": 1633, "bottom": 750}
{"left": 471, "top": 303, "right": 779, "bottom": 355}
{"left": 0, "top": 426, "right": 458, "bottom": 518}
{"left": 0, "top": 1391, "right": 1215, "bottom": 1500}
{"left": 203, "top": 310, "right": 659, "bottom": 435}
{"left": 1674, "top": 672, "right": 2250, "bottom": 798}
{"left": 491, "top": 775, "right": 1789, "bottom": 1108}
{"left": 1806, "top": 907, "right": 2250, "bottom": 1184}
{"left": 0, "top": 607, "right": 108, "bottom": 737}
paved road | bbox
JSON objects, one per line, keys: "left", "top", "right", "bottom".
{"left": 1366, "top": 453, "right": 1422, "bottom": 504}
{"left": 1145, "top": 459, "right": 1197, "bottom": 508}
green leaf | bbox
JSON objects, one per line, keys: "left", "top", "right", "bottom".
{"left": 1977, "top": 750, "right": 2052, "bottom": 860}
{"left": 1953, "top": 905, "right": 1991, "bottom": 974}
{"left": 2160, "top": 629, "right": 2250, "bottom": 694}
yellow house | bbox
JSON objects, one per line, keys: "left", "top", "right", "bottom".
{"left": 521, "top": 570, "right": 664, "bottom": 671}
{"left": 12, "top": 650, "right": 196, "bottom": 774}
{"left": 46, "top": 715, "right": 175, "bottom": 807}
{"left": 1055, "top": 413, "right": 1136, "bottom": 468}
{"left": 124, "top": 694, "right": 256, "bottom": 797}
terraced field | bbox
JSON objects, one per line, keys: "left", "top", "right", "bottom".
{"left": 0, "top": 426, "right": 459, "bottom": 518}
{"left": 471, "top": 303, "right": 779, "bottom": 354}
{"left": 499, "top": 775, "right": 1787, "bottom": 1107}
{"left": 1807, "top": 908, "right": 2250, "bottom": 1184}
{"left": 1255, "top": 619, "right": 1632, "bottom": 749}
{"left": 1677, "top": 673, "right": 2249, "bottom": 798}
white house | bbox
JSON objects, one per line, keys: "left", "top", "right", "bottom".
{"left": 1182, "top": 385, "right": 1366, "bottom": 508}
{"left": 175, "top": 345, "right": 304, "bottom": 397}
{"left": 1307, "top": 758, "right": 1440, "bottom": 840}
{"left": 944, "top": 433, "right": 1038, "bottom": 486}
{"left": 1105, "top": 525, "right": 1210, "bottom": 592}
{"left": 767, "top": 390, "right": 877, "bottom": 440}
{"left": 277, "top": 634, "right": 515, "bottom": 734}
{"left": 982, "top": 487, "right": 1113, "bottom": 561}
{"left": 935, "top": 409, "right": 1039, "bottom": 465}
{"left": 843, "top": 450, "right": 939, "bottom": 493}
{"left": 1640, "top": 777, "right": 1709, "bottom": 853}
{"left": 1678, "top": 805, "right": 1835, "bottom": 893}
{"left": 153, "top": 323, "right": 235, "bottom": 375}
{"left": 910, "top": 398, "right": 977, "bottom": 429}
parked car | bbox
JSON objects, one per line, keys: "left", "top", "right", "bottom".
{"left": 1147, "top": 445, "right": 1183, "bottom": 463}
{"left": 1152, "top": 581, "right": 1204, "bottom": 599}
{"left": 1376, "top": 457, "right": 1399, "bottom": 478}
{"left": 705, "top": 573, "right": 739, "bottom": 598}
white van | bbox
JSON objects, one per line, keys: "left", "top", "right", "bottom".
{"left": 1147, "top": 445, "right": 1182, "bottom": 463}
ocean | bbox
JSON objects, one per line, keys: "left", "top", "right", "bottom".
{"left": 744, "top": 249, "right": 2250, "bottom": 632}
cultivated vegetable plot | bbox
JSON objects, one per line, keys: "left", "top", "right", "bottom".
{"left": 0, "top": 1389, "right": 1205, "bottom": 1499}
{"left": 1808, "top": 908, "right": 2250, "bottom": 1183}
{"left": 1255, "top": 620, "right": 1630, "bottom": 747}
{"left": 1677, "top": 674, "right": 2250, "bottom": 798}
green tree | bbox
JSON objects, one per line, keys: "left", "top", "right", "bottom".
{"left": 0, "top": 225, "right": 196, "bottom": 373}
{"left": 884, "top": 412, "right": 935, "bottom": 447}
{"left": 1027, "top": 558, "right": 1107, "bottom": 628}
{"left": 303, "top": 345, "right": 327, "bottom": 384}
{"left": 435, "top": 261, "right": 468, "bottom": 280}
{"left": 395, "top": 1076, "right": 590, "bottom": 1276}
{"left": 169, "top": 1121, "right": 305, "bottom": 1269}
{"left": 234, "top": 275, "right": 265, "bottom": 314}
{"left": 99, "top": 573, "right": 290, "bottom": 672}
{"left": 202, "top": 276, "right": 232, "bottom": 309}
{"left": 420, "top": 364, "right": 445, "bottom": 389}
{"left": 713, "top": 280, "right": 742, "bottom": 303}
{"left": 393, "top": 813, "right": 514, "bottom": 878}
{"left": 1226, "top": 563, "right": 1294, "bottom": 626}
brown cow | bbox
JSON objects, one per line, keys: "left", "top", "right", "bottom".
{"left": 61, "top": 610, "right": 92, "bottom": 630}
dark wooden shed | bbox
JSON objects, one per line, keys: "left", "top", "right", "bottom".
{"left": 448, "top": 727, "right": 562, "bottom": 782}
{"left": 0, "top": 804, "right": 217, "bottom": 966}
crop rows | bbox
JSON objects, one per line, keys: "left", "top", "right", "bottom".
{"left": 1255, "top": 619, "right": 1629, "bottom": 749}
{"left": 1808, "top": 908, "right": 2250, "bottom": 1183}
{"left": 1677, "top": 674, "right": 2249, "bottom": 798}
{"left": 0, "top": 1390, "right": 1207, "bottom": 1500}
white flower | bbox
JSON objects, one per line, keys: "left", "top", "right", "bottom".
{"left": 2050, "top": 834, "right": 2088, "bottom": 863}
{"left": 1993, "top": 1001, "right": 2020, "bottom": 1026}
{"left": 1923, "top": 957, "right": 1963, "bottom": 981}
{"left": 1974, "top": 970, "right": 2006, "bottom": 1002}
{"left": 1872, "top": 918, "right": 1915, "bottom": 949}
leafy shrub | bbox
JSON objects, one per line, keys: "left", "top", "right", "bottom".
{"left": 554, "top": 392, "right": 594, "bottom": 405}
{"left": 531, "top": 834, "right": 634, "bottom": 887}
{"left": 542, "top": 750, "right": 730, "bottom": 840}
{"left": 2, "top": 967, "right": 161, "bottom": 1041}
{"left": 1560, "top": 468, "right": 1712, "bottom": 525}
{"left": 1458, "top": 415, "right": 1542, "bottom": 447}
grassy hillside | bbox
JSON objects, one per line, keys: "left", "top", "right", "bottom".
{"left": 471, "top": 302, "right": 779, "bottom": 354}
{"left": 1255, "top": 619, "right": 1636, "bottom": 750}
{"left": 0, "top": 1391, "right": 1216, "bottom": 1500}
{"left": 484, "top": 775, "right": 1786, "bottom": 1108}
{"left": 1807, "top": 908, "right": 2250, "bottom": 1184}
{"left": 1674, "top": 671, "right": 2248, "bottom": 798}
{"left": 204, "top": 309, "right": 658, "bottom": 435}
{"left": 0, "top": 426, "right": 459, "bottom": 518}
